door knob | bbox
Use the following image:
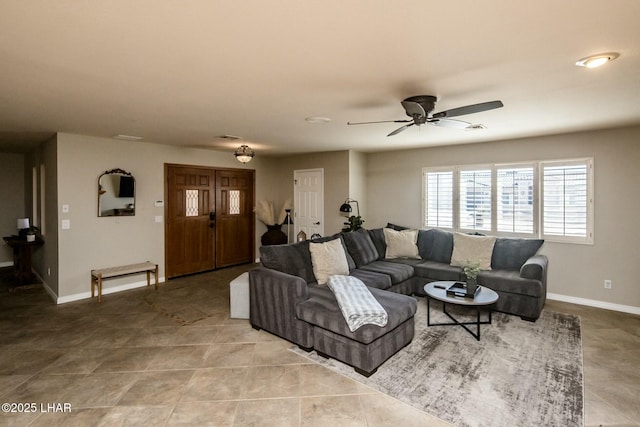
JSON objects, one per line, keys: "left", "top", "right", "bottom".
{"left": 314, "top": 222, "right": 320, "bottom": 225}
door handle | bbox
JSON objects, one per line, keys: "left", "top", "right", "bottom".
{"left": 313, "top": 222, "right": 320, "bottom": 225}
{"left": 209, "top": 212, "right": 216, "bottom": 228}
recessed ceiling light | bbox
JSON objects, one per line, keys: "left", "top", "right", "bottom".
{"left": 305, "top": 116, "right": 331, "bottom": 124}
{"left": 575, "top": 52, "right": 619, "bottom": 68}
{"left": 113, "top": 134, "right": 144, "bottom": 141}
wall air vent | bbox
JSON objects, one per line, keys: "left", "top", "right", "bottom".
{"left": 113, "top": 134, "right": 144, "bottom": 141}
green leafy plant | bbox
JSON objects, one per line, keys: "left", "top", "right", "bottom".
{"left": 342, "top": 215, "right": 364, "bottom": 232}
{"left": 463, "top": 260, "right": 482, "bottom": 281}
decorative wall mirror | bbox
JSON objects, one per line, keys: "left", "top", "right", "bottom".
{"left": 98, "top": 168, "right": 136, "bottom": 217}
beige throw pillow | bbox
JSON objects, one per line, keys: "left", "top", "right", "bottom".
{"left": 450, "top": 232, "right": 496, "bottom": 270}
{"left": 383, "top": 228, "right": 420, "bottom": 259}
{"left": 309, "top": 238, "right": 350, "bottom": 285}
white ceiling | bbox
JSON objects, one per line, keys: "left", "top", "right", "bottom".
{"left": 1, "top": 1, "right": 639, "bottom": 155}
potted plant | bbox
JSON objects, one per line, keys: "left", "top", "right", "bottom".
{"left": 341, "top": 215, "right": 364, "bottom": 232}
{"left": 463, "top": 260, "right": 482, "bottom": 295}
{"left": 255, "top": 199, "right": 291, "bottom": 245}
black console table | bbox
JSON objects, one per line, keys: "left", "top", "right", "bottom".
{"left": 3, "top": 236, "right": 44, "bottom": 285}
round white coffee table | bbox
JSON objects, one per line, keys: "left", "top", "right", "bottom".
{"left": 424, "top": 281, "right": 499, "bottom": 341}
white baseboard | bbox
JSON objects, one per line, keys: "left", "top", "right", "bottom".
{"left": 31, "top": 271, "right": 58, "bottom": 303}
{"left": 0, "top": 261, "right": 13, "bottom": 268}
{"left": 56, "top": 277, "right": 166, "bottom": 304}
{"left": 547, "top": 293, "right": 640, "bottom": 315}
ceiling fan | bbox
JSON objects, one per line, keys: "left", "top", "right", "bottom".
{"left": 347, "top": 95, "right": 504, "bottom": 136}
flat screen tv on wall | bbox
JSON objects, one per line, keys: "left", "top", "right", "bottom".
{"left": 118, "top": 176, "right": 134, "bottom": 198}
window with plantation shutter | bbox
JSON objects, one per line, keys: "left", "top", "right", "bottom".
{"left": 423, "top": 170, "right": 454, "bottom": 228}
{"left": 459, "top": 169, "right": 492, "bottom": 231}
{"left": 422, "top": 158, "right": 593, "bottom": 244}
{"left": 497, "top": 166, "right": 535, "bottom": 233}
{"left": 541, "top": 159, "right": 593, "bottom": 243}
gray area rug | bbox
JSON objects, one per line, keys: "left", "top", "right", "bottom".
{"left": 292, "top": 303, "right": 583, "bottom": 427}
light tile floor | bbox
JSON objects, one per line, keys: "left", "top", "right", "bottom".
{"left": 0, "top": 264, "right": 638, "bottom": 426}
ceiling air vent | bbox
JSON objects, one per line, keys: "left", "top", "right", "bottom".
{"left": 466, "top": 124, "right": 487, "bottom": 130}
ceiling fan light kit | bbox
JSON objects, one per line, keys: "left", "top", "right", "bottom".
{"left": 575, "top": 52, "right": 619, "bottom": 68}
{"left": 347, "top": 95, "right": 503, "bottom": 136}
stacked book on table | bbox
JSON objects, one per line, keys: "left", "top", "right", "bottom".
{"left": 445, "top": 282, "right": 481, "bottom": 298}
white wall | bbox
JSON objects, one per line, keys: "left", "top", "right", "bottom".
{"left": 53, "top": 133, "right": 277, "bottom": 299}
{"left": 348, "top": 150, "right": 367, "bottom": 220}
{"left": 366, "top": 125, "right": 640, "bottom": 309}
{"left": 274, "top": 151, "right": 350, "bottom": 236}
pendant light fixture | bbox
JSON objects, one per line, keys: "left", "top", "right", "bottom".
{"left": 234, "top": 145, "right": 255, "bottom": 163}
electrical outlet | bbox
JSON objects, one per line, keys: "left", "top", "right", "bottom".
{"left": 604, "top": 279, "right": 612, "bottom": 289}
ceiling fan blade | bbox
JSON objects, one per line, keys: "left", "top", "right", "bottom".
{"left": 387, "top": 123, "right": 414, "bottom": 136}
{"left": 347, "top": 119, "right": 412, "bottom": 125}
{"left": 432, "top": 100, "right": 503, "bottom": 119}
{"left": 428, "top": 118, "right": 472, "bottom": 129}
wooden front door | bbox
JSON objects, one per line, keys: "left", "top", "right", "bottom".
{"left": 165, "top": 164, "right": 255, "bottom": 278}
{"left": 166, "top": 165, "right": 216, "bottom": 278}
{"left": 215, "top": 169, "right": 255, "bottom": 268}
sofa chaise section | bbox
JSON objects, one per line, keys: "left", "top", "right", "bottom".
{"left": 296, "top": 286, "right": 417, "bottom": 376}
{"left": 250, "top": 235, "right": 418, "bottom": 376}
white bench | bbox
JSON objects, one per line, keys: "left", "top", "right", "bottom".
{"left": 91, "top": 261, "right": 158, "bottom": 302}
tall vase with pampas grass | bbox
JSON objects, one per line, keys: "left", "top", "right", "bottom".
{"left": 256, "top": 199, "right": 291, "bottom": 245}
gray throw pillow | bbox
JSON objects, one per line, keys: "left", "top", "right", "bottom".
{"left": 425, "top": 228, "right": 454, "bottom": 263}
{"left": 386, "top": 222, "right": 409, "bottom": 231}
{"left": 342, "top": 228, "right": 380, "bottom": 267}
{"left": 259, "top": 242, "right": 315, "bottom": 283}
{"left": 416, "top": 230, "right": 431, "bottom": 259}
{"left": 368, "top": 228, "right": 387, "bottom": 260}
{"left": 491, "top": 238, "right": 544, "bottom": 271}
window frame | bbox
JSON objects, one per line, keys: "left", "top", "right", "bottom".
{"left": 540, "top": 158, "right": 594, "bottom": 244}
{"left": 422, "top": 167, "right": 455, "bottom": 230}
{"left": 458, "top": 165, "right": 494, "bottom": 234}
{"left": 494, "top": 162, "right": 538, "bottom": 237}
{"left": 421, "top": 157, "right": 593, "bottom": 244}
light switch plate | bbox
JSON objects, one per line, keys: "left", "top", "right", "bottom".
{"left": 61, "top": 219, "right": 70, "bottom": 229}
{"left": 62, "top": 204, "right": 69, "bottom": 213}
{"left": 154, "top": 200, "right": 164, "bottom": 207}
{"left": 155, "top": 215, "right": 163, "bottom": 223}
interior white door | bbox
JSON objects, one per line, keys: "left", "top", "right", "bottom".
{"left": 294, "top": 169, "right": 324, "bottom": 239}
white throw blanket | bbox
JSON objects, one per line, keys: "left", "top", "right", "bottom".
{"left": 326, "top": 275, "right": 388, "bottom": 332}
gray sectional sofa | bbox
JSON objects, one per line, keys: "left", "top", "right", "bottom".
{"left": 249, "top": 226, "right": 547, "bottom": 376}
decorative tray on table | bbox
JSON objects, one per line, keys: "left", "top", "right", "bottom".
{"left": 445, "top": 281, "right": 481, "bottom": 298}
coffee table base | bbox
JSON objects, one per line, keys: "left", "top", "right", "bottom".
{"left": 427, "top": 297, "right": 492, "bottom": 341}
